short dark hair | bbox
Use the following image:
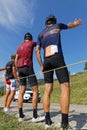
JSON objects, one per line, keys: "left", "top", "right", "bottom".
{"left": 24, "top": 32, "right": 33, "bottom": 41}
{"left": 11, "top": 54, "right": 16, "bottom": 60}
{"left": 45, "top": 14, "right": 57, "bottom": 25}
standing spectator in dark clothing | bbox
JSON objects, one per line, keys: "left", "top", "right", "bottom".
{"left": 36, "top": 14, "right": 82, "bottom": 130}
{"left": 15, "top": 32, "right": 45, "bottom": 122}
{"left": 4, "top": 54, "right": 18, "bottom": 113}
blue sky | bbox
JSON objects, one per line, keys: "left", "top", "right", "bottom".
{"left": 0, "top": 0, "right": 87, "bottom": 79}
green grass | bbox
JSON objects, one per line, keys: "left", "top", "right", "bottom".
{"left": 0, "top": 111, "right": 59, "bottom": 130}
{"left": 70, "top": 72, "right": 87, "bottom": 104}
{"left": 0, "top": 71, "right": 87, "bottom": 130}
{"left": 39, "top": 71, "right": 87, "bottom": 104}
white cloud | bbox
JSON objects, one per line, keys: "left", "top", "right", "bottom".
{"left": 0, "top": 0, "right": 36, "bottom": 31}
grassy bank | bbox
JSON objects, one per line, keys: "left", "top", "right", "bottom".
{"left": 39, "top": 71, "right": 87, "bottom": 104}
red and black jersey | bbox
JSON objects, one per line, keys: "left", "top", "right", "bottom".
{"left": 17, "top": 41, "right": 36, "bottom": 68}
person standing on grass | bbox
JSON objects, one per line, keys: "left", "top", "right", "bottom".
{"left": 4, "top": 54, "right": 18, "bottom": 113}
{"left": 36, "top": 14, "right": 82, "bottom": 130}
{"left": 15, "top": 32, "right": 45, "bottom": 122}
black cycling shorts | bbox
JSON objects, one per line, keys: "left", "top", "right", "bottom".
{"left": 18, "top": 66, "right": 38, "bottom": 87}
{"left": 44, "top": 53, "right": 69, "bottom": 84}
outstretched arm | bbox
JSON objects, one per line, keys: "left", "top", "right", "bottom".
{"left": 0, "top": 67, "right": 6, "bottom": 71}
{"left": 68, "top": 19, "right": 82, "bottom": 28}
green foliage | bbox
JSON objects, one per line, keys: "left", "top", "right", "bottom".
{"left": 0, "top": 87, "right": 4, "bottom": 96}
{"left": 84, "top": 62, "right": 87, "bottom": 71}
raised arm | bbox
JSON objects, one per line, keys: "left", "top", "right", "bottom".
{"left": 68, "top": 19, "right": 82, "bottom": 28}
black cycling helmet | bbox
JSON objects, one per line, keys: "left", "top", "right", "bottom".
{"left": 24, "top": 32, "right": 33, "bottom": 40}
{"left": 45, "top": 14, "right": 57, "bottom": 25}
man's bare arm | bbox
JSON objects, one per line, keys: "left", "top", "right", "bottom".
{"left": 68, "top": 19, "right": 82, "bottom": 28}
{"left": 36, "top": 46, "right": 44, "bottom": 72}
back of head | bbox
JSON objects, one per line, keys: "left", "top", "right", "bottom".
{"left": 45, "top": 14, "right": 57, "bottom": 25}
{"left": 24, "top": 32, "right": 33, "bottom": 41}
{"left": 11, "top": 54, "right": 16, "bottom": 60}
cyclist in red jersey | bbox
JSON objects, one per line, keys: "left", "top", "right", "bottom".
{"left": 15, "top": 32, "right": 45, "bottom": 122}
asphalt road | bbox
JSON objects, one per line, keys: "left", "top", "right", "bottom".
{"left": 0, "top": 97, "right": 87, "bottom": 130}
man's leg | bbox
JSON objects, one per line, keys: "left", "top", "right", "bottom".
{"left": 60, "top": 82, "right": 70, "bottom": 128}
{"left": 32, "top": 85, "right": 45, "bottom": 123}
{"left": 4, "top": 79, "right": 16, "bottom": 112}
{"left": 4, "top": 90, "right": 10, "bottom": 109}
{"left": 32, "top": 85, "right": 38, "bottom": 118}
{"left": 43, "top": 83, "right": 53, "bottom": 125}
{"left": 6, "top": 90, "right": 15, "bottom": 108}
{"left": 18, "top": 85, "right": 25, "bottom": 118}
